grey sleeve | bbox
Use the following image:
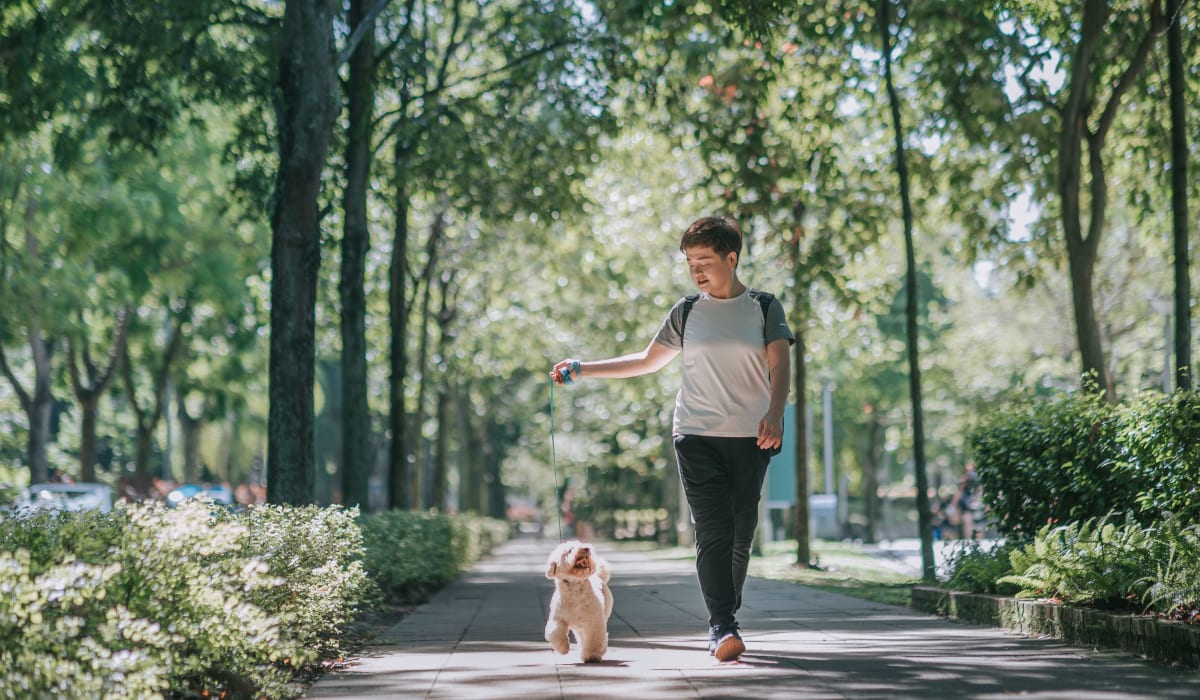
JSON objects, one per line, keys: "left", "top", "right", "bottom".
{"left": 765, "top": 298, "right": 796, "bottom": 346}
{"left": 653, "top": 297, "right": 688, "bottom": 350}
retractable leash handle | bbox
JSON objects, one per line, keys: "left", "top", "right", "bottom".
{"left": 558, "top": 360, "right": 581, "bottom": 385}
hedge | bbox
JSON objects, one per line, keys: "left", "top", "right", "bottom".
{"left": 358, "top": 510, "right": 511, "bottom": 601}
{"left": 969, "top": 389, "right": 1200, "bottom": 537}
{"left": 0, "top": 502, "right": 509, "bottom": 699}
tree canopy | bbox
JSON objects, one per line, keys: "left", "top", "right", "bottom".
{"left": 0, "top": 0, "right": 1195, "bottom": 548}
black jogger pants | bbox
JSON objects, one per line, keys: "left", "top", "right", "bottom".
{"left": 674, "top": 434, "right": 771, "bottom": 628}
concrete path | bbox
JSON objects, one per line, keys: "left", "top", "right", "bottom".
{"left": 305, "top": 537, "right": 1200, "bottom": 699}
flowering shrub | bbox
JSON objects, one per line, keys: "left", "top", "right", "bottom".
{"left": 359, "top": 510, "right": 510, "bottom": 601}
{"left": 0, "top": 502, "right": 507, "bottom": 699}
{"left": 241, "top": 504, "right": 374, "bottom": 658}
{"left": 0, "top": 502, "right": 371, "bottom": 699}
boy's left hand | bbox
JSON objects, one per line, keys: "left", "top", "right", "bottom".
{"left": 757, "top": 415, "right": 783, "bottom": 451}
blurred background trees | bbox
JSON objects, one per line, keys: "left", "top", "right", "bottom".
{"left": 1, "top": 0, "right": 1196, "bottom": 552}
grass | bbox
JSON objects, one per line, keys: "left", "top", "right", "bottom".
{"left": 748, "top": 539, "right": 922, "bottom": 607}
{"left": 617, "top": 538, "right": 923, "bottom": 608}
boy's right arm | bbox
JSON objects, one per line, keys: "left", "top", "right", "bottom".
{"left": 551, "top": 340, "right": 678, "bottom": 385}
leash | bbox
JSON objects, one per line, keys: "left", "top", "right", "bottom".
{"left": 549, "top": 376, "right": 564, "bottom": 542}
{"left": 549, "top": 361, "right": 579, "bottom": 542}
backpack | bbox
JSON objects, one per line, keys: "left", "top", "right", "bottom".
{"left": 679, "top": 290, "right": 777, "bottom": 346}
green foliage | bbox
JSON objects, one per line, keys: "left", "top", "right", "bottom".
{"left": 0, "top": 501, "right": 378, "bottom": 699}
{"left": 1120, "top": 391, "right": 1200, "bottom": 524}
{"left": 941, "top": 539, "right": 1021, "bottom": 595}
{"left": 1141, "top": 517, "right": 1200, "bottom": 615}
{"left": 241, "top": 505, "right": 373, "bottom": 660}
{"left": 993, "top": 514, "right": 1200, "bottom": 618}
{"left": 998, "top": 515, "right": 1157, "bottom": 607}
{"left": 358, "top": 510, "right": 510, "bottom": 601}
{"left": 968, "top": 389, "right": 1200, "bottom": 536}
{"left": 942, "top": 514, "right": 1200, "bottom": 620}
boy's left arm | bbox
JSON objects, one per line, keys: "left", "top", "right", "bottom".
{"left": 758, "top": 338, "right": 791, "bottom": 450}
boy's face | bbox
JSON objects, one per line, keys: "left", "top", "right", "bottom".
{"left": 684, "top": 245, "right": 739, "bottom": 297}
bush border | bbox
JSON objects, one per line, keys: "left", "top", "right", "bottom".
{"left": 911, "top": 586, "right": 1200, "bottom": 669}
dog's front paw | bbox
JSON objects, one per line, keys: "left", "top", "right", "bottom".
{"left": 546, "top": 624, "right": 570, "bottom": 655}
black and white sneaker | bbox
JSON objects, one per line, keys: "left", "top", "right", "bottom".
{"left": 709, "top": 624, "right": 745, "bottom": 661}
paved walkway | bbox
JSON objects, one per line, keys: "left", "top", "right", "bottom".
{"left": 306, "top": 537, "right": 1200, "bottom": 699}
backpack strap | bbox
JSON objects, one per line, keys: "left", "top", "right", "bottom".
{"left": 679, "top": 290, "right": 775, "bottom": 346}
{"left": 749, "top": 290, "right": 775, "bottom": 323}
{"left": 679, "top": 293, "right": 701, "bottom": 343}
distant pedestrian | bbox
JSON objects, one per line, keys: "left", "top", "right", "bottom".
{"left": 952, "top": 462, "right": 982, "bottom": 539}
{"left": 552, "top": 215, "right": 794, "bottom": 661}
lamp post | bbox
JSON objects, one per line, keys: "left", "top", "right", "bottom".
{"left": 1150, "top": 296, "right": 1173, "bottom": 393}
{"left": 822, "top": 381, "right": 835, "bottom": 494}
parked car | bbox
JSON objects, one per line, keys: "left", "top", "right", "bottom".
{"left": 166, "top": 483, "right": 235, "bottom": 508}
{"left": 10, "top": 482, "right": 115, "bottom": 514}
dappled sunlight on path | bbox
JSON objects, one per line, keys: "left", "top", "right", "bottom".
{"left": 307, "top": 537, "right": 1200, "bottom": 699}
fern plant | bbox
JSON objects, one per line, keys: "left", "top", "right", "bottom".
{"left": 999, "top": 513, "right": 1156, "bottom": 606}
{"left": 942, "top": 539, "right": 1020, "bottom": 595}
{"left": 1140, "top": 517, "right": 1200, "bottom": 615}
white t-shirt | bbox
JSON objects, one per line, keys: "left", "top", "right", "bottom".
{"left": 653, "top": 289, "right": 794, "bottom": 437}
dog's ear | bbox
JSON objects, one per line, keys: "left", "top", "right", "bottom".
{"left": 545, "top": 561, "right": 558, "bottom": 579}
{"left": 595, "top": 559, "right": 610, "bottom": 584}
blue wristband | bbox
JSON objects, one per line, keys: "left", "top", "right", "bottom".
{"left": 559, "top": 360, "right": 580, "bottom": 385}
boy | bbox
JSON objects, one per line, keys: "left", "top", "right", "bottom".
{"left": 551, "top": 216, "right": 793, "bottom": 661}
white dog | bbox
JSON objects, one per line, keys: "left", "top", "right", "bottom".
{"left": 544, "top": 540, "right": 613, "bottom": 662}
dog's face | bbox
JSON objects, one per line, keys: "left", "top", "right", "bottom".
{"left": 545, "top": 540, "right": 597, "bottom": 581}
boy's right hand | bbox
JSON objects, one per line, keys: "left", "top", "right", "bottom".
{"left": 551, "top": 359, "right": 581, "bottom": 386}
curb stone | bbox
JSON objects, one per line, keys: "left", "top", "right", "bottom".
{"left": 911, "top": 585, "right": 1200, "bottom": 669}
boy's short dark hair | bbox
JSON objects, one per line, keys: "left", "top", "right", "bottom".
{"left": 680, "top": 216, "right": 743, "bottom": 262}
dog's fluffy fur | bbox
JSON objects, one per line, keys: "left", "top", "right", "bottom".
{"left": 544, "top": 540, "right": 613, "bottom": 662}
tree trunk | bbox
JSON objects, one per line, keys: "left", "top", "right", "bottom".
{"left": 1056, "top": 0, "right": 1157, "bottom": 401}
{"left": 459, "top": 388, "right": 483, "bottom": 514}
{"left": 0, "top": 335, "right": 53, "bottom": 486}
{"left": 79, "top": 394, "right": 99, "bottom": 482}
{"left": 339, "top": 0, "right": 376, "bottom": 509}
{"left": 0, "top": 201, "right": 56, "bottom": 486}
{"left": 432, "top": 276, "right": 456, "bottom": 512}
{"left": 388, "top": 166, "right": 411, "bottom": 510}
{"left": 410, "top": 210, "right": 445, "bottom": 510}
{"left": 411, "top": 270, "right": 433, "bottom": 509}
{"left": 267, "top": 0, "right": 336, "bottom": 506}
{"left": 485, "top": 415, "right": 507, "bottom": 519}
{"left": 67, "top": 308, "right": 130, "bottom": 483}
{"left": 121, "top": 309, "right": 187, "bottom": 494}
{"left": 862, "top": 413, "right": 882, "bottom": 544}
{"left": 433, "top": 387, "right": 450, "bottom": 511}
{"left": 881, "top": 0, "right": 934, "bottom": 581}
{"left": 792, "top": 327, "right": 812, "bottom": 565}
{"left": 1167, "top": 0, "right": 1191, "bottom": 391}
{"left": 178, "top": 398, "right": 203, "bottom": 483}
{"left": 789, "top": 204, "right": 812, "bottom": 568}
{"left": 134, "top": 423, "right": 153, "bottom": 491}
{"left": 28, "top": 322, "right": 54, "bottom": 486}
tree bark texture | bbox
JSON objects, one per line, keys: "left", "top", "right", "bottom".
{"left": 28, "top": 322, "right": 53, "bottom": 486}
{"left": 267, "top": 0, "right": 337, "bottom": 506}
{"left": 388, "top": 165, "right": 411, "bottom": 510}
{"left": 68, "top": 308, "right": 130, "bottom": 483}
{"left": 340, "top": 0, "right": 376, "bottom": 509}
{"left": 120, "top": 309, "right": 187, "bottom": 492}
{"left": 1057, "top": 0, "right": 1158, "bottom": 400}
{"left": 459, "top": 389, "right": 483, "bottom": 513}
{"left": 881, "top": 0, "right": 935, "bottom": 581}
{"left": 1167, "top": 0, "right": 1191, "bottom": 390}
{"left": 789, "top": 203, "right": 812, "bottom": 568}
